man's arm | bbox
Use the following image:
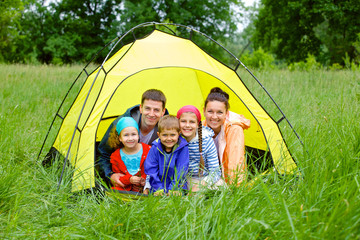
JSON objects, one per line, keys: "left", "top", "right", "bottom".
{"left": 98, "top": 119, "right": 126, "bottom": 187}
{"left": 98, "top": 120, "right": 116, "bottom": 179}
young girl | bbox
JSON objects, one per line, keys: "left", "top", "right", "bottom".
{"left": 107, "top": 117, "right": 151, "bottom": 193}
{"left": 176, "top": 105, "right": 223, "bottom": 192}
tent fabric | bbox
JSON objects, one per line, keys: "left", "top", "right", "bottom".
{"left": 51, "top": 29, "right": 297, "bottom": 191}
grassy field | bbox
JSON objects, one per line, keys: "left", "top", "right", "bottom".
{"left": 0, "top": 64, "right": 359, "bottom": 239}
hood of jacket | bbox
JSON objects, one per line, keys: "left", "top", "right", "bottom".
{"left": 224, "top": 111, "right": 250, "bottom": 134}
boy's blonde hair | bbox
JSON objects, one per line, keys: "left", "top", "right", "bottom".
{"left": 158, "top": 115, "right": 180, "bottom": 133}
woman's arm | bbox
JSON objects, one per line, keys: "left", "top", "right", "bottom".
{"left": 224, "top": 125, "right": 246, "bottom": 184}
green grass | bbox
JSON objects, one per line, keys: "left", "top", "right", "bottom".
{"left": 1, "top": 64, "right": 359, "bottom": 239}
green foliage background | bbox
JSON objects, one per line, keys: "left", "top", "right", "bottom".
{"left": 0, "top": 0, "right": 240, "bottom": 65}
{"left": 252, "top": 0, "right": 360, "bottom": 66}
{"left": 2, "top": 0, "right": 359, "bottom": 67}
{"left": 0, "top": 64, "right": 359, "bottom": 238}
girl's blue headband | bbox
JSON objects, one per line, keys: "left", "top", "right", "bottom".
{"left": 116, "top": 117, "right": 139, "bottom": 135}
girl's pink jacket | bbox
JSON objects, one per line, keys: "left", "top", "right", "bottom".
{"left": 204, "top": 111, "right": 250, "bottom": 185}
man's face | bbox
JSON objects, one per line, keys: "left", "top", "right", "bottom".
{"left": 140, "top": 99, "right": 165, "bottom": 129}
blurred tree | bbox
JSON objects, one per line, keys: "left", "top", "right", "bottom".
{"left": 253, "top": 0, "right": 360, "bottom": 65}
{"left": 50, "top": 0, "right": 123, "bottom": 63}
{"left": 3, "top": 0, "right": 246, "bottom": 64}
{"left": 118, "top": 0, "right": 244, "bottom": 66}
{"left": 0, "top": 0, "right": 25, "bottom": 62}
{"left": 119, "top": 0, "right": 241, "bottom": 42}
{"left": 7, "top": 0, "right": 122, "bottom": 64}
{"left": 14, "top": 0, "right": 55, "bottom": 63}
{"left": 315, "top": 0, "right": 360, "bottom": 65}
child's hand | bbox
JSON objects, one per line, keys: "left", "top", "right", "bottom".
{"left": 167, "top": 190, "right": 182, "bottom": 196}
{"left": 143, "top": 188, "right": 149, "bottom": 195}
{"left": 154, "top": 190, "right": 164, "bottom": 196}
{"left": 130, "top": 176, "right": 142, "bottom": 185}
{"left": 132, "top": 185, "right": 143, "bottom": 192}
{"left": 191, "top": 183, "right": 200, "bottom": 192}
{"left": 140, "top": 177, "right": 146, "bottom": 186}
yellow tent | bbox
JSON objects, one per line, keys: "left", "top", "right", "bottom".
{"left": 40, "top": 23, "right": 299, "bottom": 191}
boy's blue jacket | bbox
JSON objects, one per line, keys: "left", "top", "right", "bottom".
{"left": 145, "top": 135, "right": 189, "bottom": 193}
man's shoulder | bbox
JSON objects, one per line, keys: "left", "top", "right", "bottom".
{"left": 114, "top": 105, "right": 141, "bottom": 122}
{"left": 124, "top": 104, "right": 141, "bottom": 117}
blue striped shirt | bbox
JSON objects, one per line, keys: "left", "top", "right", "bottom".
{"left": 187, "top": 126, "right": 221, "bottom": 185}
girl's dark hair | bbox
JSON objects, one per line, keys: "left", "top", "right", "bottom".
{"left": 204, "top": 87, "right": 230, "bottom": 110}
{"left": 198, "top": 121, "right": 205, "bottom": 176}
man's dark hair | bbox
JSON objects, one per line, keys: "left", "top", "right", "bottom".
{"left": 141, "top": 89, "right": 166, "bottom": 109}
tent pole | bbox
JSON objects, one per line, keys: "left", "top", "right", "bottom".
{"left": 38, "top": 70, "right": 85, "bottom": 161}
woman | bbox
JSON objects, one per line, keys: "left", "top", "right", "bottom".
{"left": 203, "top": 87, "right": 250, "bottom": 184}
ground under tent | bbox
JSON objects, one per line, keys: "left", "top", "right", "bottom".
{"left": 39, "top": 23, "right": 301, "bottom": 192}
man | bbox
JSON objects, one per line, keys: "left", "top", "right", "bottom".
{"left": 98, "top": 89, "right": 168, "bottom": 188}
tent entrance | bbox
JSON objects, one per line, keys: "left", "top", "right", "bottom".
{"left": 96, "top": 66, "right": 268, "bottom": 151}
{"left": 95, "top": 66, "right": 273, "bottom": 178}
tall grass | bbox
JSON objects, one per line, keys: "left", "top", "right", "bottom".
{"left": 0, "top": 64, "right": 359, "bottom": 239}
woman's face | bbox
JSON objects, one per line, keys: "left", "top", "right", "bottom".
{"left": 204, "top": 100, "right": 227, "bottom": 134}
{"left": 179, "top": 112, "right": 198, "bottom": 142}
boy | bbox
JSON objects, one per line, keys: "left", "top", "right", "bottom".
{"left": 144, "top": 115, "right": 189, "bottom": 196}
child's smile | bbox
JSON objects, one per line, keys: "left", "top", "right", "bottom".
{"left": 179, "top": 112, "right": 198, "bottom": 142}
{"left": 158, "top": 129, "right": 180, "bottom": 152}
{"left": 119, "top": 127, "right": 139, "bottom": 149}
